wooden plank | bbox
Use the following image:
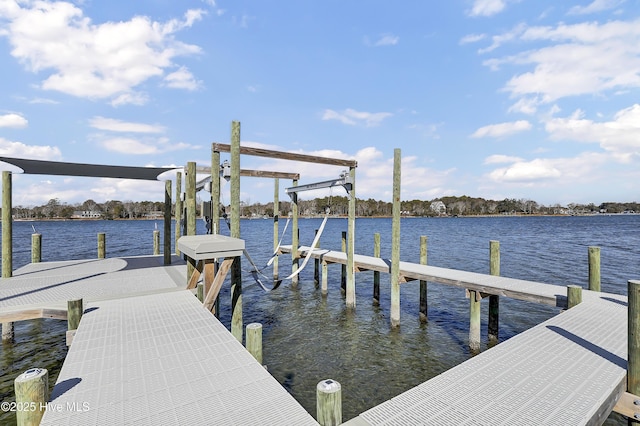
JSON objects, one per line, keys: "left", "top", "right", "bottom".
{"left": 613, "top": 391, "right": 640, "bottom": 419}
{"left": 186, "top": 259, "right": 202, "bottom": 289}
{"left": 0, "top": 308, "right": 67, "bottom": 322}
{"left": 212, "top": 143, "right": 358, "bottom": 168}
{"left": 203, "top": 257, "right": 234, "bottom": 312}
{"left": 196, "top": 165, "right": 299, "bottom": 180}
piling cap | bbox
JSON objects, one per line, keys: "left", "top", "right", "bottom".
{"left": 317, "top": 379, "right": 341, "bottom": 393}
{"left": 16, "top": 368, "right": 48, "bottom": 382}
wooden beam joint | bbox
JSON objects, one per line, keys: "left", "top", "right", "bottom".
{"left": 613, "top": 391, "right": 640, "bottom": 419}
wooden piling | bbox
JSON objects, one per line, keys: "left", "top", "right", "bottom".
{"left": 230, "top": 121, "right": 243, "bottom": 343}
{"left": 31, "top": 233, "right": 41, "bottom": 263}
{"left": 175, "top": 171, "right": 182, "bottom": 255}
{"left": 273, "top": 178, "right": 280, "bottom": 281}
{"left": 314, "top": 229, "right": 320, "bottom": 287}
{"left": 346, "top": 165, "right": 356, "bottom": 309}
{"left": 488, "top": 240, "right": 500, "bottom": 344}
{"left": 2, "top": 322, "right": 14, "bottom": 342}
{"left": 186, "top": 162, "right": 197, "bottom": 281}
{"left": 390, "top": 149, "right": 401, "bottom": 327}
{"left": 588, "top": 246, "right": 601, "bottom": 292}
{"left": 246, "top": 323, "right": 263, "bottom": 364}
{"left": 419, "top": 235, "right": 428, "bottom": 322}
{"left": 469, "top": 289, "right": 481, "bottom": 353}
{"left": 197, "top": 283, "right": 204, "bottom": 302}
{"left": 97, "top": 232, "right": 105, "bottom": 259}
{"left": 567, "top": 285, "right": 582, "bottom": 309}
{"left": 628, "top": 280, "right": 640, "bottom": 424}
{"left": 153, "top": 230, "right": 160, "bottom": 255}
{"left": 67, "top": 299, "right": 83, "bottom": 330}
{"left": 341, "top": 231, "right": 347, "bottom": 293}
{"left": 321, "top": 259, "right": 328, "bottom": 296}
{"left": 291, "top": 179, "right": 299, "bottom": 288}
{"left": 212, "top": 149, "right": 221, "bottom": 236}
{"left": 2, "top": 171, "right": 12, "bottom": 278}
{"left": 316, "top": 379, "right": 342, "bottom": 426}
{"left": 373, "top": 233, "right": 380, "bottom": 305}
{"left": 163, "top": 179, "right": 172, "bottom": 265}
{"left": 14, "top": 368, "right": 48, "bottom": 426}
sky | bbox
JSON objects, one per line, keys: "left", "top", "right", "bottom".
{"left": 0, "top": 0, "right": 639, "bottom": 208}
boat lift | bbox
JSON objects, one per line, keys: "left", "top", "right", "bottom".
{"left": 285, "top": 170, "right": 353, "bottom": 200}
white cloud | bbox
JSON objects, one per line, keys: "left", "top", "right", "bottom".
{"left": 484, "top": 154, "right": 524, "bottom": 164}
{"left": 0, "top": 113, "right": 28, "bottom": 128}
{"left": 482, "top": 19, "right": 640, "bottom": 107}
{"left": 322, "top": 108, "right": 393, "bottom": 127}
{"left": 371, "top": 33, "right": 399, "bottom": 46}
{"left": 460, "top": 33, "right": 486, "bottom": 45}
{"left": 110, "top": 92, "right": 149, "bottom": 107}
{"left": 0, "top": 1, "right": 204, "bottom": 103}
{"left": 545, "top": 104, "right": 640, "bottom": 161}
{"left": 164, "top": 66, "right": 201, "bottom": 91}
{"left": 471, "top": 120, "right": 532, "bottom": 138}
{"left": 0, "top": 137, "right": 62, "bottom": 160}
{"left": 468, "top": 0, "right": 509, "bottom": 17}
{"left": 89, "top": 117, "right": 166, "bottom": 133}
{"left": 99, "top": 136, "right": 200, "bottom": 154}
{"left": 568, "top": 0, "right": 625, "bottom": 15}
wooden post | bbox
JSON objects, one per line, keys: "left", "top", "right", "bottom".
{"left": 2, "top": 322, "right": 14, "bottom": 342}
{"left": 31, "top": 233, "right": 41, "bottom": 263}
{"left": 163, "top": 179, "right": 172, "bottom": 265}
{"left": 373, "top": 233, "right": 380, "bottom": 305}
{"left": 419, "top": 235, "right": 428, "bottom": 322}
{"left": 230, "top": 121, "right": 243, "bottom": 342}
{"left": 97, "top": 232, "right": 105, "bottom": 259}
{"left": 340, "top": 231, "right": 347, "bottom": 293}
{"left": 14, "top": 368, "right": 48, "bottom": 426}
{"left": 186, "top": 161, "right": 197, "bottom": 281}
{"left": 321, "top": 258, "right": 328, "bottom": 295}
{"left": 390, "top": 149, "right": 401, "bottom": 327}
{"left": 212, "top": 149, "right": 221, "bottom": 236}
{"left": 291, "top": 179, "right": 299, "bottom": 288}
{"left": 175, "top": 171, "right": 182, "bottom": 255}
{"left": 316, "top": 379, "right": 342, "bottom": 426}
{"left": 153, "top": 229, "right": 160, "bottom": 255}
{"left": 246, "top": 323, "right": 263, "bottom": 364}
{"left": 66, "top": 298, "right": 83, "bottom": 346}
{"left": 628, "top": 280, "right": 640, "bottom": 426}
{"left": 67, "top": 299, "right": 83, "bottom": 330}
{"left": 567, "top": 285, "right": 582, "bottom": 309}
{"left": 588, "top": 246, "right": 601, "bottom": 292}
{"left": 314, "top": 229, "right": 320, "bottom": 287}
{"left": 469, "top": 289, "right": 481, "bottom": 353}
{"left": 2, "top": 171, "right": 12, "bottom": 278}
{"left": 197, "top": 283, "right": 204, "bottom": 302}
{"left": 346, "top": 165, "right": 356, "bottom": 309}
{"left": 488, "top": 240, "right": 500, "bottom": 344}
{"left": 273, "top": 178, "right": 279, "bottom": 281}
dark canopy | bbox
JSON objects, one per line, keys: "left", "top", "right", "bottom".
{"left": 0, "top": 157, "right": 176, "bottom": 181}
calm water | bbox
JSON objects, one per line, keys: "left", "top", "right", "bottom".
{"left": 1, "top": 215, "right": 638, "bottom": 424}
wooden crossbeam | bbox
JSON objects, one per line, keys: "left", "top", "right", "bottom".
{"left": 0, "top": 308, "right": 67, "bottom": 323}
{"left": 203, "top": 257, "right": 234, "bottom": 312}
{"left": 613, "top": 391, "right": 640, "bottom": 419}
{"left": 212, "top": 143, "right": 358, "bottom": 168}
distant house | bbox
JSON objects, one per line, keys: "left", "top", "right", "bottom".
{"left": 71, "top": 210, "right": 102, "bottom": 219}
{"left": 430, "top": 201, "right": 446, "bottom": 216}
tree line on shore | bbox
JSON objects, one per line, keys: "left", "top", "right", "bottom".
{"left": 8, "top": 196, "right": 640, "bottom": 220}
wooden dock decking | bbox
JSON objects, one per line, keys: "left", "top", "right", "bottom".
{"left": 0, "top": 250, "right": 631, "bottom": 425}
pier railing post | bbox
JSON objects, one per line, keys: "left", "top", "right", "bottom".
{"left": 373, "top": 233, "right": 380, "bottom": 305}
{"left": 341, "top": 231, "right": 347, "bottom": 293}
{"left": 419, "top": 235, "right": 428, "bottom": 322}
{"left": 488, "top": 240, "right": 500, "bottom": 344}
{"left": 153, "top": 229, "right": 160, "bottom": 255}
{"left": 316, "top": 379, "right": 342, "bottom": 426}
{"left": 97, "top": 232, "right": 105, "bottom": 259}
{"left": 567, "top": 285, "right": 582, "bottom": 309}
{"left": 588, "top": 246, "right": 601, "bottom": 292}
{"left": 314, "top": 229, "right": 320, "bottom": 287}
{"left": 14, "top": 368, "right": 48, "bottom": 426}
{"left": 628, "top": 280, "right": 640, "bottom": 425}
{"left": 67, "top": 298, "right": 83, "bottom": 346}
{"left": 390, "top": 149, "right": 401, "bottom": 327}
{"left": 468, "top": 289, "right": 481, "bottom": 353}
{"left": 246, "top": 323, "right": 263, "bottom": 365}
{"left": 31, "top": 233, "right": 41, "bottom": 263}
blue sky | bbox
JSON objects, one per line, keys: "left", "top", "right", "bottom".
{"left": 0, "top": 0, "right": 639, "bottom": 208}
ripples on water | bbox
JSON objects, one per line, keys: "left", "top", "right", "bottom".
{"left": 1, "top": 216, "right": 638, "bottom": 424}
